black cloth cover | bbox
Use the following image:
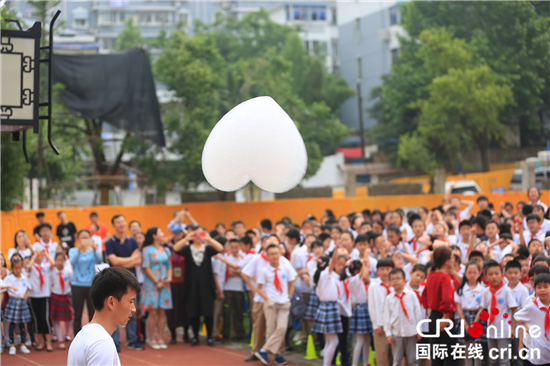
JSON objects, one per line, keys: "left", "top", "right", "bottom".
{"left": 52, "top": 48, "right": 165, "bottom": 146}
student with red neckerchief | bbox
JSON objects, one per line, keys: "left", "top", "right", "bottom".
{"left": 514, "top": 273, "right": 550, "bottom": 366}
{"left": 474, "top": 261, "right": 517, "bottom": 366}
{"left": 368, "top": 257, "right": 395, "bottom": 366}
{"left": 421, "top": 246, "right": 457, "bottom": 366}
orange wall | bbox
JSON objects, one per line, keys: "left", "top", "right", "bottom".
{"left": 2, "top": 190, "right": 545, "bottom": 262}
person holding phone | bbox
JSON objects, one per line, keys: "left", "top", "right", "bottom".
{"left": 69, "top": 230, "right": 103, "bottom": 337}
{"left": 167, "top": 208, "right": 198, "bottom": 235}
{"left": 173, "top": 227, "right": 223, "bottom": 347}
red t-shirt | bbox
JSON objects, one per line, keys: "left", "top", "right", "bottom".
{"left": 86, "top": 222, "right": 110, "bottom": 240}
{"left": 421, "top": 271, "right": 456, "bottom": 315}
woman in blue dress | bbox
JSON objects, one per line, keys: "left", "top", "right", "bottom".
{"left": 141, "top": 227, "right": 172, "bottom": 350}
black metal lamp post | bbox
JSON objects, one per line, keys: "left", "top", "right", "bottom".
{"left": 1, "top": 10, "right": 61, "bottom": 162}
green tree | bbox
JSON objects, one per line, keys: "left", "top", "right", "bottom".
{"left": 155, "top": 11, "right": 352, "bottom": 191}
{"left": 115, "top": 18, "right": 144, "bottom": 51}
{"left": 400, "top": 2, "right": 550, "bottom": 146}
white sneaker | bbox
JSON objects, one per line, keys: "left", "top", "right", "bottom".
{"left": 9, "top": 346, "right": 16, "bottom": 355}
{"left": 158, "top": 341, "right": 167, "bottom": 349}
{"left": 20, "top": 345, "right": 30, "bottom": 354}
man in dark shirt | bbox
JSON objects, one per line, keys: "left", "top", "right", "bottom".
{"left": 56, "top": 211, "right": 77, "bottom": 248}
{"left": 33, "top": 212, "right": 46, "bottom": 241}
{"left": 104, "top": 214, "right": 143, "bottom": 352}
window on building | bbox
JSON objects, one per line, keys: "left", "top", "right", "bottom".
{"left": 178, "top": 13, "right": 189, "bottom": 27}
{"left": 101, "top": 38, "right": 116, "bottom": 50}
{"left": 389, "top": 5, "right": 400, "bottom": 26}
{"left": 293, "top": 6, "right": 307, "bottom": 20}
{"left": 140, "top": 12, "right": 153, "bottom": 24}
{"left": 312, "top": 41, "right": 327, "bottom": 55}
{"left": 391, "top": 48, "right": 401, "bottom": 63}
{"left": 73, "top": 18, "right": 88, "bottom": 28}
{"left": 155, "top": 12, "right": 170, "bottom": 25}
{"left": 354, "top": 18, "right": 361, "bottom": 42}
{"left": 118, "top": 12, "right": 127, "bottom": 23}
{"left": 99, "top": 11, "right": 116, "bottom": 25}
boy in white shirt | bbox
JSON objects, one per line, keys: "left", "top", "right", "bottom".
{"left": 33, "top": 224, "right": 59, "bottom": 262}
{"left": 474, "top": 261, "right": 517, "bottom": 366}
{"left": 220, "top": 239, "right": 246, "bottom": 342}
{"left": 67, "top": 267, "right": 140, "bottom": 366}
{"left": 255, "top": 244, "right": 296, "bottom": 366}
{"left": 368, "top": 258, "right": 395, "bottom": 366}
{"left": 518, "top": 214, "right": 545, "bottom": 247}
{"left": 514, "top": 273, "right": 550, "bottom": 366}
{"left": 384, "top": 268, "right": 422, "bottom": 366}
{"left": 505, "top": 260, "right": 529, "bottom": 366}
{"left": 456, "top": 221, "right": 473, "bottom": 264}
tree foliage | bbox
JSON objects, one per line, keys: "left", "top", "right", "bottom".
{"left": 370, "top": 2, "right": 550, "bottom": 174}
{"left": 154, "top": 11, "right": 352, "bottom": 189}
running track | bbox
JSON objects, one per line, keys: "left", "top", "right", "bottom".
{"left": 2, "top": 336, "right": 320, "bottom": 365}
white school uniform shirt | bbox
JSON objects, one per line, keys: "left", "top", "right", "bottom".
{"left": 33, "top": 239, "right": 58, "bottom": 263}
{"left": 349, "top": 274, "right": 368, "bottom": 304}
{"left": 525, "top": 293, "right": 535, "bottom": 304}
{"left": 336, "top": 273, "right": 352, "bottom": 317}
{"left": 405, "top": 283, "right": 427, "bottom": 332}
{"left": 416, "top": 248, "right": 431, "bottom": 266}
{"left": 8, "top": 248, "right": 33, "bottom": 261}
{"left": 240, "top": 251, "right": 256, "bottom": 291}
{"left": 28, "top": 262, "right": 51, "bottom": 298}
{"left": 50, "top": 266, "right": 72, "bottom": 295}
{"left": 456, "top": 241, "right": 470, "bottom": 263}
{"left": 306, "top": 258, "right": 318, "bottom": 289}
{"left": 257, "top": 264, "right": 297, "bottom": 304}
{"left": 507, "top": 282, "right": 529, "bottom": 311}
{"left": 294, "top": 252, "right": 313, "bottom": 294}
{"left": 316, "top": 268, "right": 339, "bottom": 302}
{"left": 447, "top": 235, "right": 458, "bottom": 245}
{"left": 454, "top": 282, "right": 485, "bottom": 311}
{"left": 368, "top": 278, "right": 394, "bottom": 331}
{"left": 519, "top": 230, "right": 545, "bottom": 246}
{"left": 241, "top": 253, "right": 293, "bottom": 303}
{"left": 457, "top": 207, "right": 472, "bottom": 222}
{"left": 224, "top": 253, "right": 245, "bottom": 292}
{"left": 67, "top": 323, "right": 121, "bottom": 366}
{"left": 514, "top": 298, "right": 550, "bottom": 365}
{"left": 212, "top": 257, "right": 227, "bottom": 292}
{"left": 1, "top": 273, "right": 31, "bottom": 298}
{"left": 383, "top": 288, "right": 422, "bottom": 338}
{"left": 480, "top": 284, "right": 517, "bottom": 339}
{"left": 400, "top": 223, "right": 415, "bottom": 242}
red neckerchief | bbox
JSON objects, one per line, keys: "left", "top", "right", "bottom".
{"left": 530, "top": 230, "right": 542, "bottom": 242}
{"left": 410, "top": 286, "right": 422, "bottom": 304}
{"left": 246, "top": 249, "right": 255, "bottom": 255}
{"left": 481, "top": 277, "right": 490, "bottom": 286}
{"left": 410, "top": 238, "right": 417, "bottom": 252}
{"left": 420, "top": 279, "right": 427, "bottom": 287}
{"left": 261, "top": 251, "right": 267, "bottom": 261}
{"left": 363, "top": 281, "right": 368, "bottom": 296}
{"left": 521, "top": 275, "right": 530, "bottom": 284}
{"left": 306, "top": 255, "right": 312, "bottom": 264}
{"left": 273, "top": 268, "right": 283, "bottom": 294}
{"left": 33, "top": 264, "right": 44, "bottom": 290}
{"left": 58, "top": 270, "right": 65, "bottom": 293}
{"left": 417, "top": 248, "right": 429, "bottom": 256}
{"left": 489, "top": 281, "right": 505, "bottom": 325}
{"left": 381, "top": 282, "right": 391, "bottom": 295}
{"left": 534, "top": 299, "right": 550, "bottom": 339}
{"left": 343, "top": 280, "right": 350, "bottom": 300}
{"left": 395, "top": 292, "right": 410, "bottom": 321}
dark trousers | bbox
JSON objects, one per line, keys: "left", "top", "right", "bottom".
{"left": 332, "top": 316, "right": 350, "bottom": 366}
{"left": 9, "top": 323, "right": 26, "bottom": 345}
{"left": 191, "top": 316, "right": 213, "bottom": 340}
{"left": 430, "top": 310, "right": 457, "bottom": 366}
{"left": 222, "top": 290, "right": 245, "bottom": 339}
{"left": 72, "top": 286, "right": 94, "bottom": 336}
{"left": 29, "top": 297, "right": 51, "bottom": 336}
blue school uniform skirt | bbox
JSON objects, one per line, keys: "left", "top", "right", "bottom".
{"left": 4, "top": 298, "right": 31, "bottom": 324}
{"left": 304, "top": 290, "right": 320, "bottom": 321}
{"left": 349, "top": 302, "right": 373, "bottom": 334}
{"left": 459, "top": 309, "right": 487, "bottom": 342}
{"left": 311, "top": 301, "right": 343, "bottom": 334}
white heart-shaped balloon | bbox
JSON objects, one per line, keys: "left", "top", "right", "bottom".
{"left": 201, "top": 96, "right": 308, "bottom": 193}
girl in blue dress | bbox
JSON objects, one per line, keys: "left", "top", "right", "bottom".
{"left": 141, "top": 227, "right": 172, "bottom": 350}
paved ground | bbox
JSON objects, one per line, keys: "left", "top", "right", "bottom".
{"left": 2, "top": 334, "right": 323, "bottom": 365}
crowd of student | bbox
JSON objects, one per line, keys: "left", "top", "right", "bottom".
{"left": 2, "top": 185, "right": 550, "bottom": 366}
